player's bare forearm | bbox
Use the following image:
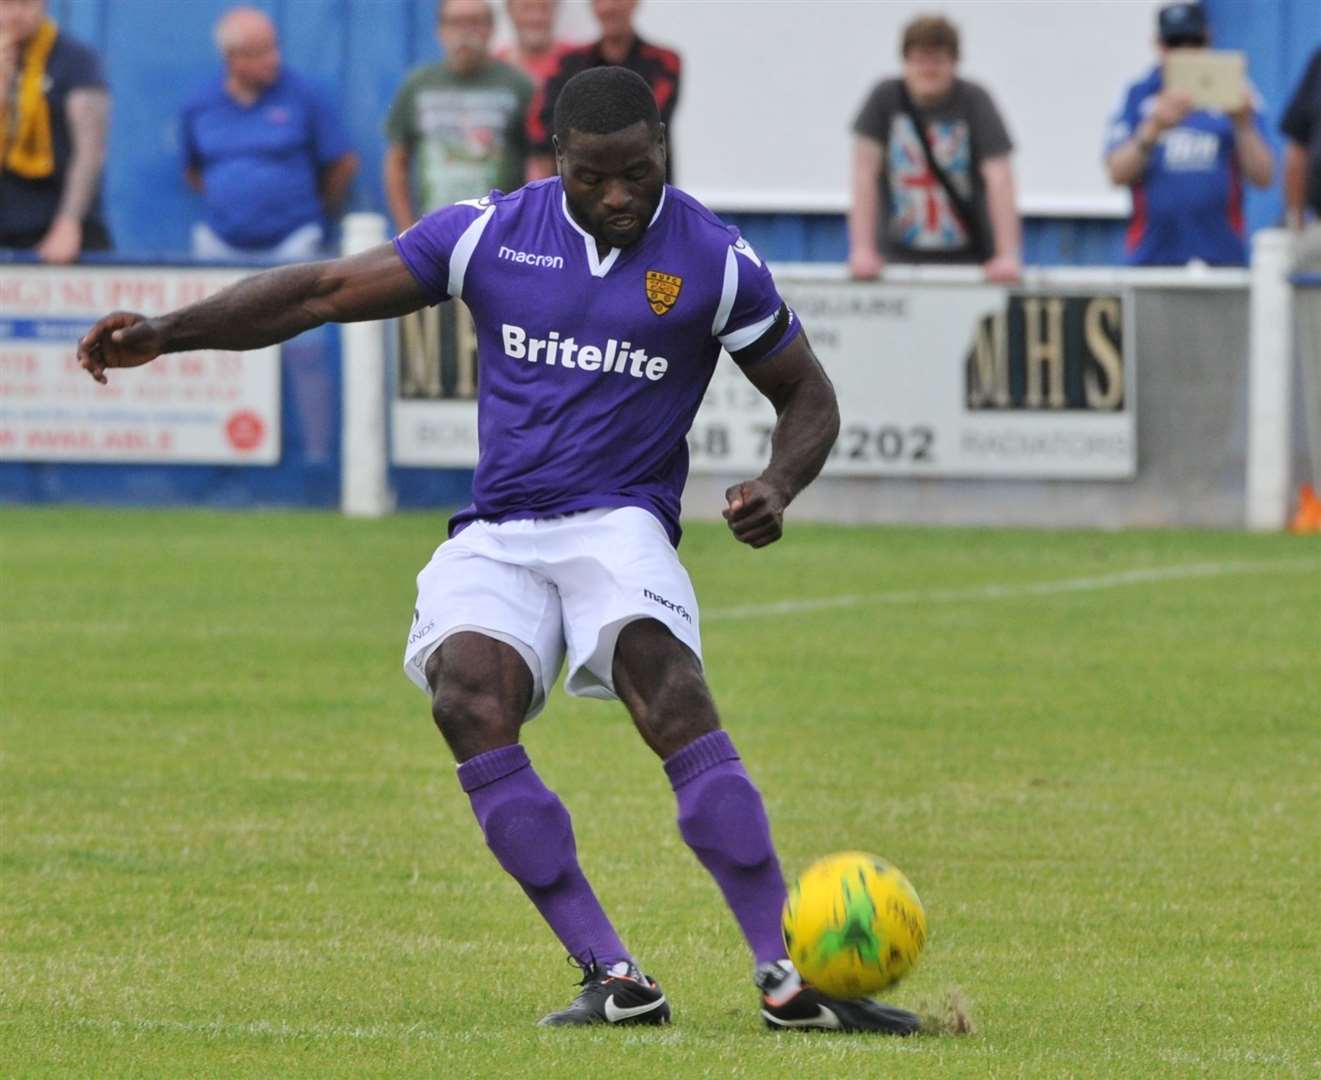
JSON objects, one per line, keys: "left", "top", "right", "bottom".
{"left": 160, "top": 245, "right": 429, "bottom": 351}
{"left": 724, "top": 333, "right": 839, "bottom": 548}
{"left": 154, "top": 262, "right": 342, "bottom": 353}
{"left": 78, "top": 245, "right": 429, "bottom": 383}
{"left": 753, "top": 336, "right": 840, "bottom": 505}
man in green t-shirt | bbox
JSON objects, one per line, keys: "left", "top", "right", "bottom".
{"left": 384, "top": 0, "right": 532, "bottom": 229}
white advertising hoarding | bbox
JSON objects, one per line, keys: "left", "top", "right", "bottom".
{"left": 691, "top": 281, "right": 1136, "bottom": 478}
{"left": 0, "top": 266, "right": 280, "bottom": 464}
{"left": 389, "top": 279, "right": 1136, "bottom": 479}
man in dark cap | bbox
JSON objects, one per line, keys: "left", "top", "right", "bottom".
{"left": 1103, "top": 2, "right": 1273, "bottom": 266}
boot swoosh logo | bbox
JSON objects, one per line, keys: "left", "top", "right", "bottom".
{"left": 762, "top": 1004, "right": 841, "bottom": 1029}
{"left": 604, "top": 994, "right": 665, "bottom": 1022}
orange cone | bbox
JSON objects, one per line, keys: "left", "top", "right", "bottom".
{"left": 1289, "top": 484, "right": 1321, "bottom": 534}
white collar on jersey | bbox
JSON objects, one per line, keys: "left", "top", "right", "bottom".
{"left": 559, "top": 186, "right": 668, "bottom": 279}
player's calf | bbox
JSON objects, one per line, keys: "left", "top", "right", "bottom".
{"left": 665, "top": 729, "right": 789, "bottom": 966}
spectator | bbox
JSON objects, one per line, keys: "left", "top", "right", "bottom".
{"left": 0, "top": 0, "right": 110, "bottom": 261}
{"left": 495, "top": 0, "right": 571, "bottom": 92}
{"left": 181, "top": 7, "right": 357, "bottom": 260}
{"left": 848, "top": 15, "right": 1020, "bottom": 283}
{"left": 1104, "top": 2, "right": 1273, "bottom": 267}
{"left": 384, "top": 0, "right": 532, "bottom": 231}
{"left": 526, "top": 0, "right": 680, "bottom": 183}
{"left": 1282, "top": 46, "right": 1321, "bottom": 270}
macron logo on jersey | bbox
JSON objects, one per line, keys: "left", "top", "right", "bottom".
{"left": 502, "top": 324, "right": 670, "bottom": 382}
{"left": 499, "top": 245, "right": 564, "bottom": 269}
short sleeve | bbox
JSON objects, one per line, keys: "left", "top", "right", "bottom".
{"left": 393, "top": 197, "right": 494, "bottom": 304}
{"left": 852, "top": 81, "right": 895, "bottom": 145}
{"left": 1281, "top": 49, "right": 1321, "bottom": 144}
{"left": 306, "top": 82, "right": 351, "bottom": 165}
{"left": 1104, "top": 84, "right": 1140, "bottom": 157}
{"left": 63, "top": 39, "right": 107, "bottom": 92}
{"left": 967, "top": 83, "right": 1012, "bottom": 160}
{"left": 713, "top": 233, "right": 802, "bottom": 365}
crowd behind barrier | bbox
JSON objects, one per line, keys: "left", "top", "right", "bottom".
{"left": 1, "top": 0, "right": 1317, "bottom": 266}
{"left": 2, "top": 1, "right": 1319, "bottom": 526}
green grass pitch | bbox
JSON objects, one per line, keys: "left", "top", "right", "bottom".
{"left": 3, "top": 507, "right": 1319, "bottom": 1077}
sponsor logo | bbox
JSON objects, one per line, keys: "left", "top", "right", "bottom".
{"left": 762, "top": 1005, "right": 841, "bottom": 1030}
{"left": 645, "top": 270, "right": 683, "bottom": 315}
{"left": 499, "top": 245, "right": 564, "bottom": 269}
{"left": 965, "top": 294, "right": 1125, "bottom": 412}
{"left": 408, "top": 620, "right": 436, "bottom": 646}
{"left": 604, "top": 994, "right": 667, "bottom": 1023}
{"left": 501, "top": 324, "right": 670, "bottom": 382}
{"left": 224, "top": 410, "right": 265, "bottom": 451}
{"left": 1161, "top": 129, "right": 1219, "bottom": 171}
{"left": 732, "top": 237, "right": 763, "bottom": 268}
{"left": 644, "top": 587, "right": 692, "bottom": 623}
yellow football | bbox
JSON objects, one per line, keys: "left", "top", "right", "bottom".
{"left": 781, "top": 851, "right": 927, "bottom": 998}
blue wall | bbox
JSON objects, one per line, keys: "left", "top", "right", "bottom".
{"left": 47, "top": 0, "right": 1320, "bottom": 266}
{"left": 52, "top": 0, "right": 445, "bottom": 256}
{"left": 1204, "top": 0, "right": 1320, "bottom": 237}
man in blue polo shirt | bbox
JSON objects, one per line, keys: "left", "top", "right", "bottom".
{"left": 181, "top": 6, "right": 357, "bottom": 259}
{"left": 1104, "top": 2, "right": 1273, "bottom": 266}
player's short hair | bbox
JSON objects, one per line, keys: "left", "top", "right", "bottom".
{"left": 901, "top": 15, "right": 960, "bottom": 61}
{"left": 553, "top": 66, "right": 660, "bottom": 146}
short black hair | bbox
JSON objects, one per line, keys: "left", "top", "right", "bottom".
{"left": 553, "top": 66, "right": 660, "bottom": 146}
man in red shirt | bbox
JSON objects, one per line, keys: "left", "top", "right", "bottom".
{"left": 525, "top": 0, "right": 679, "bottom": 182}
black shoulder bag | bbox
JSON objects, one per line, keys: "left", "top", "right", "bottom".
{"left": 897, "top": 85, "right": 992, "bottom": 261}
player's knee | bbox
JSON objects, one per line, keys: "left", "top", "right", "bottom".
{"left": 677, "top": 772, "right": 775, "bottom": 870}
{"left": 431, "top": 675, "right": 517, "bottom": 755}
{"left": 482, "top": 790, "right": 577, "bottom": 889}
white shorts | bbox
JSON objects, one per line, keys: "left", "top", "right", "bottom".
{"left": 402, "top": 507, "right": 703, "bottom": 720}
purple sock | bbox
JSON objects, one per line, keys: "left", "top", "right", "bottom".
{"left": 665, "top": 730, "right": 788, "bottom": 965}
{"left": 458, "top": 744, "right": 630, "bottom": 969}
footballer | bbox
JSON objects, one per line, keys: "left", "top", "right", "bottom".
{"left": 78, "top": 67, "right": 920, "bottom": 1035}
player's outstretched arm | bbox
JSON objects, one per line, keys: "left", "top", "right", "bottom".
{"left": 723, "top": 333, "right": 840, "bottom": 548}
{"left": 78, "top": 244, "right": 429, "bottom": 384}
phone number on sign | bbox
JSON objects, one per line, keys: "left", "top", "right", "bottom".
{"left": 688, "top": 423, "right": 937, "bottom": 464}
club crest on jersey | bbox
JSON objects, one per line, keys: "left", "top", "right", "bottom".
{"left": 646, "top": 270, "right": 683, "bottom": 316}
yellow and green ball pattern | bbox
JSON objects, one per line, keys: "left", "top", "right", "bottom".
{"left": 781, "top": 851, "right": 927, "bottom": 999}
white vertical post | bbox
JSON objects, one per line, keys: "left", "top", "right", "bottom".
{"left": 1246, "top": 229, "right": 1293, "bottom": 530}
{"left": 340, "top": 212, "right": 394, "bottom": 517}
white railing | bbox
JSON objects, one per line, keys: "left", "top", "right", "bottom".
{"left": 339, "top": 213, "right": 393, "bottom": 518}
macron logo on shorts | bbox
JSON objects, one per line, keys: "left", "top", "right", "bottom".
{"left": 499, "top": 245, "right": 564, "bottom": 269}
{"left": 644, "top": 587, "right": 691, "bottom": 623}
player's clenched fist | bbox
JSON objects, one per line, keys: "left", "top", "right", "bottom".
{"left": 78, "top": 312, "right": 164, "bottom": 384}
{"left": 723, "top": 479, "right": 787, "bottom": 548}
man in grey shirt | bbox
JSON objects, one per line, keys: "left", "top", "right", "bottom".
{"left": 848, "top": 14, "right": 1020, "bottom": 282}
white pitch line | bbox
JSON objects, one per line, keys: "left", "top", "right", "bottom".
{"left": 704, "top": 559, "right": 1319, "bottom": 622}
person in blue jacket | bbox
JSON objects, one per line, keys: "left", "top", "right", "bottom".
{"left": 1104, "top": 2, "right": 1273, "bottom": 266}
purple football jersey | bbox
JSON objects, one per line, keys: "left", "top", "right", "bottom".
{"left": 393, "top": 177, "right": 800, "bottom": 544}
